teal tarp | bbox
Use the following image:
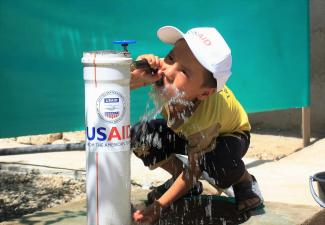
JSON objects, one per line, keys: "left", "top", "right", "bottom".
{"left": 0, "top": 0, "right": 309, "bottom": 138}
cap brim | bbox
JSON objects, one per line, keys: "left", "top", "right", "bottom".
{"left": 157, "top": 26, "right": 184, "bottom": 45}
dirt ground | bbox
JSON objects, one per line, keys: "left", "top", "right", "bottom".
{"left": 0, "top": 170, "right": 86, "bottom": 222}
{"left": 0, "top": 130, "right": 307, "bottom": 222}
{"left": 246, "top": 131, "right": 305, "bottom": 160}
{"left": 301, "top": 209, "right": 325, "bottom": 225}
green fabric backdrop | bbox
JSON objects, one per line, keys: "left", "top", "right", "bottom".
{"left": 0, "top": 0, "right": 309, "bottom": 138}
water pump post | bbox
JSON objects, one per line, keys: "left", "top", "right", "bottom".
{"left": 82, "top": 46, "right": 133, "bottom": 225}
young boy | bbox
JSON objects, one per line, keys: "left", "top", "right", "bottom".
{"left": 130, "top": 25, "right": 263, "bottom": 224}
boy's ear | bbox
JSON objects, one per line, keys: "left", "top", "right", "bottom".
{"left": 197, "top": 87, "right": 215, "bottom": 100}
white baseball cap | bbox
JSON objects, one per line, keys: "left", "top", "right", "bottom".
{"left": 157, "top": 26, "right": 232, "bottom": 92}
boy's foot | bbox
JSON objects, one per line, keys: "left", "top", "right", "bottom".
{"left": 146, "top": 178, "right": 203, "bottom": 205}
{"left": 233, "top": 175, "right": 264, "bottom": 213}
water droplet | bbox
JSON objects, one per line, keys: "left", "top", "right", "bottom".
{"left": 205, "top": 199, "right": 212, "bottom": 220}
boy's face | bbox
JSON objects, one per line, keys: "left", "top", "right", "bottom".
{"left": 158, "top": 39, "right": 215, "bottom": 103}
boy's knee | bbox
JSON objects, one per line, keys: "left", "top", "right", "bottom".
{"left": 130, "top": 121, "right": 147, "bottom": 147}
{"left": 131, "top": 120, "right": 163, "bottom": 148}
{"left": 131, "top": 121, "right": 153, "bottom": 159}
{"left": 201, "top": 155, "right": 246, "bottom": 189}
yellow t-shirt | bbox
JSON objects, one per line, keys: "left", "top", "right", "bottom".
{"left": 162, "top": 86, "right": 251, "bottom": 154}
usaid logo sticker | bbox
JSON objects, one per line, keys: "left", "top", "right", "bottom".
{"left": 187, "top": 30, "right": 212, "bottom": 46}
{"left": 96, "top": 90, "right": 126, "bottom": 123}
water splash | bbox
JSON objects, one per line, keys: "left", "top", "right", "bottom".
{"left": 205, "top": 196, "right": 213, "bottom": 223}
{"left": 147, "top": 84, "right": 196, "bottom": 125}
{"left": 152, "top": 132, "right": 162, "bottom": 149}
{"left": 135, "top": 84, "right": 226, "bottom": 223}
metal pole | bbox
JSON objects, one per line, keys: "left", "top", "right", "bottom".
{"left": 302, "top": 107, "right": 311, "bottom": 147}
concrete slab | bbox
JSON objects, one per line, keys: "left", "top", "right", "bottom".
{"left": 0, "top": 151, "right": 171, "bottom": 184}
{"left": 0, "top": 151, "right": 86, "bottom": 171}
{"left": 1, "top": 197, "right": 320, "bottom": 225}
{"left": 248, "top": 138, "right": 325, "bottom": 206}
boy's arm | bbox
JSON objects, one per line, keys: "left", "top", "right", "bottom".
{"left": 132, "top": 152, "right": 203, "bottom": 223}
{"left": 156, "top": 153, "right": 202, "bottom": 208}
{"left": 155, "top": 126, "right": 220, "bottom": 208}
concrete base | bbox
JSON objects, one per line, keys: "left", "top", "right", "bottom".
{"left": 1, "top": 197, "right": 320, "bottom": 225}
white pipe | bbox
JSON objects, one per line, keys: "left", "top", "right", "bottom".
{"left": 82, "top": 51, "right": 132, "bottom": 225}
{"left": 0, "top": 143, "right": 85, "bottom": 156}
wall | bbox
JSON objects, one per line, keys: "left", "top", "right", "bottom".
{"left": 0, "top": 0, "right": 310, "bottom": 138}
{"left": 249, "top": 0, "right": 325, "bottom": 136}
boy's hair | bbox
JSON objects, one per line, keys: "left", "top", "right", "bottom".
{"left": 202, "top": 70, "right": 217, "bottom": 88}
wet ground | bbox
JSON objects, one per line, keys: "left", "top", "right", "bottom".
{"left": 0, "top": 190, "right": 320, "bottom": 225}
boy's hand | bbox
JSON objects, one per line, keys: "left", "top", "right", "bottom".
{"left": 188, "top": 151, "right": 202, "bottom": 177}
{"left": 130, "top": 54, "right": 162, "bottom": 89}
{"left": 137, "top": 54, "right": 161, "bottom": 71}
{"left": 132, "top": 201, "right": 162, "bottom": 224}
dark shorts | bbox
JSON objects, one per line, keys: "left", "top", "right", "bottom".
{"left": 131, "top": 119, "right": 250, "bottom": 189}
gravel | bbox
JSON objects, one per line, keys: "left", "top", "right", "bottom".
{"left": 0, "top": 170, "right": 86, "bottom": 222}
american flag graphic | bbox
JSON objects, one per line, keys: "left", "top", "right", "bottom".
{"left": 105, "top": 112, "right": 119, "bottom": 119}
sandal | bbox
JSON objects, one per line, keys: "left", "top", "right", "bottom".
{"left": 233, "top": 175, "right": 264, "bottom": 213}
{"left": 146, "top": 178, "right": 203, "bottom": 205}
